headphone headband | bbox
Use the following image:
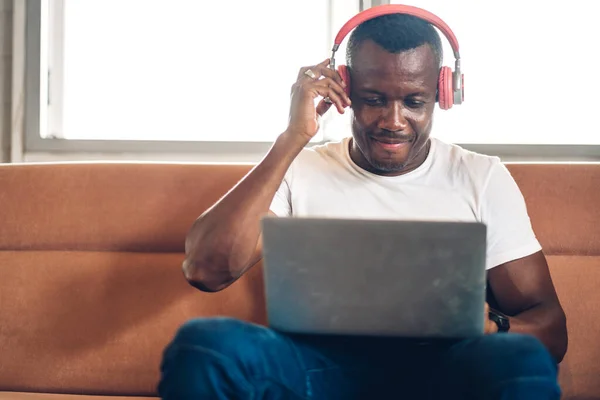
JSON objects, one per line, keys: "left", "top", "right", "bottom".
{"left": 331, "top": 4, "right": 460, "bottom": 60}
{"left": 327, "top": 3, "right": 463, "bottom": 106}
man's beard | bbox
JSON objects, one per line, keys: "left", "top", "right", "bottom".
{"left": 367, "top": 157, "right": 408, "bottom": 173}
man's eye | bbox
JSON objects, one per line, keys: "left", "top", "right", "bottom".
{"left": 363, "top": 98, "right": 384, "bottom": 106}
{"left": 406, "top": 99, "right": 426, "bottom": 109}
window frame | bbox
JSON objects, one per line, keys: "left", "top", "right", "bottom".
{"left": 22, "top": 0, "right": 600, "bottom": 161}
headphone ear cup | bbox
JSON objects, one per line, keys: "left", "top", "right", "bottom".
{"left": 337, "top": 65, "right": 351, "bottom": 98}
{"left": 437, "top": 66, "right": 454, "bottom": 110}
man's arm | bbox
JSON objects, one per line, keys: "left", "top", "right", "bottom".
{"left": 487, "top": 250, "right": 568, "bottom": 362}
{"left": 182, "top": 134, "right": 301, "bottom": 292}
{"left": 182, "top": 59, "right": 351, "bottom": 292}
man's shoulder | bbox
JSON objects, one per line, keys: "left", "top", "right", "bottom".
{"left": 294, "top": 137, "right": 349, "bottom": 165}
{"left": 279, "top": 137, "right": 350, "bottom": 184}
{"left": 430, "top": 138, "right": 505, "bottom": 192}
{"left": 432, "top": 137, "right": 502, "bottom": 174}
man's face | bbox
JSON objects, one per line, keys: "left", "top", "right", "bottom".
{"left": 348, "top": 41, "right": 439, "bottom": 176}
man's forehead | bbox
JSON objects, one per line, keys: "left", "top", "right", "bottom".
{"left": 350, "top": 41, "right": 438, "bottom": 81}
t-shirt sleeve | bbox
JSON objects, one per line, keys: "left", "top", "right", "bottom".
{"left": 480, "top": 161, "right": 543, "bottom": 270}
{"left": 269, "top": 164, "right": 293, "bottom": 217}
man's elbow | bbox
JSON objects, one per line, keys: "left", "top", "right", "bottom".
{"left": 182, "top": 257, "right": 235, "bottom": 293}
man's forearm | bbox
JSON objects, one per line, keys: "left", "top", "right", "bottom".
{"left": 506, "top": 302, "right": 568, "bottom": 363}
{"left": 183, "top": 131, "right": 306, "bottom": 291}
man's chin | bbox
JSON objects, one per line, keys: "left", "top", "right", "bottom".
{"left": 366, "top": 157, "right": 409, "bottom": 175}
{"left": 367, "top": 147, "right": 413, "bottom": 174}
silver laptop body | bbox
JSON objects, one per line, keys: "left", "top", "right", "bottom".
{"left": 261, "top": 217, "right": 487, "bottom": 339}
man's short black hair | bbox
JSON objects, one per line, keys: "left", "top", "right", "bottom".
{"left": 345, "top": 13, "right": 443, "bottom": 69}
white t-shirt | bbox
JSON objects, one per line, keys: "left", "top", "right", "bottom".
{"left": 269, "top": 136, "right": 542, "bottom": 270}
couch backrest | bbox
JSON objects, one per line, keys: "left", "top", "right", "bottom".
{"left": 0, "top": 162, "right": 598, "bottom": 398}
{"left": 506, "top": 164, "right": 599, "bottom": 256}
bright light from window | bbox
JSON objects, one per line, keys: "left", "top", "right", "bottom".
{"left": 57, "top": 0, "right": 330, "bottom": 142}
{"left": 51, "top": 0, "right": 600, "bottom": 145}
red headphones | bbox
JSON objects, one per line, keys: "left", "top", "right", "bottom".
{"left": 329, "top": 4, "right": 464, "bottom": 110}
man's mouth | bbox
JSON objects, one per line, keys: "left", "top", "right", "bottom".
{"left": 370, "top": 136, "right": 414, "bottom": 151}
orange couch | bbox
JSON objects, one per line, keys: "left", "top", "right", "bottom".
{"left": 0, "top": 161, "right": 598, "bottom": 400}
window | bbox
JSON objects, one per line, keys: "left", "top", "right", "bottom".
{"left": 43, "top": 0, "right": 351, "bottom": 143}
{"left": 23, "top": 0, "right": 600, "bottom": 160}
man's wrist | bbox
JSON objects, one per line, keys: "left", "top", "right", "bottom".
{"left": 489, "top": 308, "right": 511, "bottom": 332}
{"left": 271, "top": 131, "right": 307, "bottom": 158}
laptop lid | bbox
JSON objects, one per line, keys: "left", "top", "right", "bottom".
{"left": 261, "top": 217, "right": 487, "bottom": 339}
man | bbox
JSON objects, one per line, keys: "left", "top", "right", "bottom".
{"left": 158, "top": 13, "right": 567, "bottom": 400}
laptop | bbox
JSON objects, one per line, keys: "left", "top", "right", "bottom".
{"left": 260, "top": 216, "right": 488, "bottom": 339}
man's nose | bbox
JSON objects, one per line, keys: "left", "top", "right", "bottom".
{"left": 378, "top": 102, "right": 408, "bottom": 132}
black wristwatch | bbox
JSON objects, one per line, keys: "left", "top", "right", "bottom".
{"left": 488, "top": 308, "right": 510, "bottom": 332}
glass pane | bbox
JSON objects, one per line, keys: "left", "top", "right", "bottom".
{"left": 59, "top": 0, "right": 330, "bottom": 141}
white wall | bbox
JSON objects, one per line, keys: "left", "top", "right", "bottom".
{"left": 0, "top": 0, "right": 12, "bottom": 163}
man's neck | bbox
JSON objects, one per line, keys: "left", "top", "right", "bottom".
{"left": 348, "top": 137, "right": 432, "bottom": 177}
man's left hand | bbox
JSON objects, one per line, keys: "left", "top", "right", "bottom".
{"left": 484, "top": 303, "right": 499, "bottom": 334}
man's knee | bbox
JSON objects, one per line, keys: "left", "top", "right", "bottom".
{"left": 438, "top": 333, "right": 560, "bottom": 399}
{"left": 158, "top": 317, "right": 258, "bottom": 399}
{"left": 169, "top": 316, "right": 252, "bottom": 353}
{"left": 487, "top": 334, "right": 556, "bottom": 373}
{"left": 463, "top": 333, "right": 558, "bottom": 380}
{"left": 164, "top": 316, "right": 284, "bottom": 371}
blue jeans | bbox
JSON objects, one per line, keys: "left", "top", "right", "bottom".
{"left": 158, "top": 317, "right": 560, "bottom": 399}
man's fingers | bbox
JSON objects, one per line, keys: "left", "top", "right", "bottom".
{"left": 312, "top": 86, "right": 346, "bottom": 114}
{"left": 294, "top": 75, "right": 349, "bottom": 114}
{"left": 294, "top": 59, "right": 350, "bottom": 117}
{"left": 297, "top": 59, "right": 330, "bottom": 80}
{"left": 311, "top": 77, "right": 350, "bottom": 105}
{"left": 316, "top": 99, "right": 333, "bottom": 116}
{"left": 316, "top": 65, "right": 346, "bottom": 88}
{"left": 484, "top": 303, "right": 498, "bottom": 334}
{"left": 296, "top": 60, "right": 350, "bottom": 106}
